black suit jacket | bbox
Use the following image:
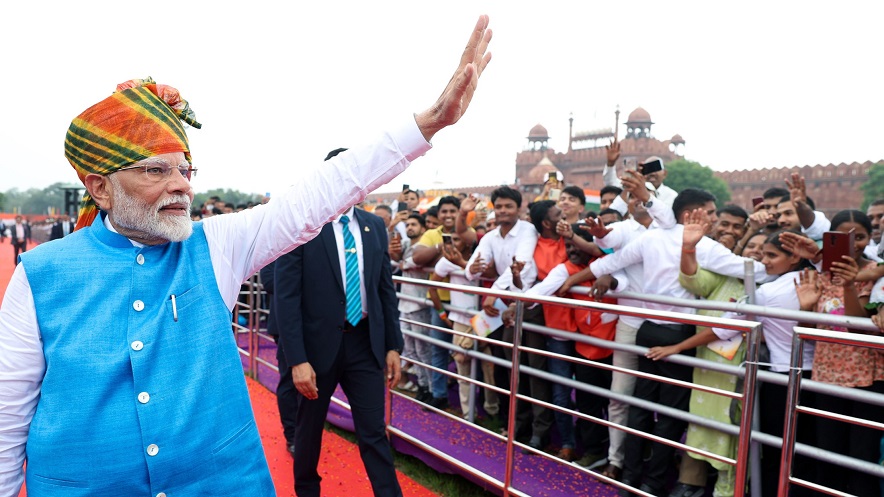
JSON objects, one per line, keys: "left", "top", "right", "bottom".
{"left": 274, "top": 209, "right": 402, "bottom": 375}
{"left": 10, "top": 224, "right": 31, "bottom": 245}
{"left": 49, "top": 220, "right": 73, "bottom": 240}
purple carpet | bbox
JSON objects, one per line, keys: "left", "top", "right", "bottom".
{"left": 238, "top": 332, "right": 618, "bottom": 497}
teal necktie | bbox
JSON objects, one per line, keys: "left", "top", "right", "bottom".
{"left": 340, "top": 215, "right": 362, "bottom": 326}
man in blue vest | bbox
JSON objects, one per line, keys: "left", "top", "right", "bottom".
{"left": 0, "top": 16, "right": 492, "bottom": 497}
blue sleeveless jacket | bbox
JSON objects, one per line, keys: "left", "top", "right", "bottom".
{"left": 20, "top": 214, "right": 275, "bottom": 496}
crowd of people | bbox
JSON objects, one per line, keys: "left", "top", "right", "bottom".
{"left": 362, "top": 143, "right": 884, "bottom": 497}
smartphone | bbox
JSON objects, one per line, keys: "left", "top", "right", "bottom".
{"left": 402, "top": 184, "right": 410, "bottom": 191}
{"left": 546, "top": 171, "right": 564, "bottom": 183}
{"left": 640, "top": 158, "right": 663, "bottom": 175}
{"left": 822, "top": 230, "right": 855, "bottom": 272}
{"left": 396, "top": 202, "right": 409, "bottom": 213}
{"left": 442, "top": 233, "right": 453, "bottom": 245}
{"left": 751, "top": 196, "right": 764, "bottom": 207}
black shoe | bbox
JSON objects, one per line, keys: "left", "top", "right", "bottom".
{"left": 415, "top": 386, "right": 432, "bottom": 404}
{"left": 520, "top": 437, "right": 543, "bottom": 455}
{"left": 667, "top": 483, "right": 704, "bottom": 497}
{"left": 286, "top": 442, "right": 295, "bottom": 457}
{"left": 423, "top": 396, "right": 449, "bottom": 411}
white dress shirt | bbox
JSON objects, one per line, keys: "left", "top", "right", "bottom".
{"left": 332, "top": 206, "right": 367, "bottom": 317}
{"left": 464, "top": 219, "right": 539, "bottom": 291}
{"left": 590, "top": 225, "right": 769, "bottom": 324}
{"left": 592, "top": 218, "right": 649, "bottom": 329}
{"left": 0, "top": 117, "right": 431, "bottom": 495}
{"left": 802, "top": 210, "right": 831, "bottom": 241}
{"left": 433, "top": 257, "right": 478, "bottom": 326}
{"left": 526, "top": 262, "right": 630, "bottom": 338}
{"left": 712, "top": 271, "right": 814, "bottom": 372}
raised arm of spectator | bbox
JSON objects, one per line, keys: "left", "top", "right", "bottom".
{"left": 785, "top": 172, "right": 829, "bottom": 238}
{"left": 602, "top": 139, "right": 623, "bottom": 188}
{"left": 680, "top": 208, "right": 709, "bottom": 277}
{"left": 455, "top": 195, "right": 478, "bottom": 246}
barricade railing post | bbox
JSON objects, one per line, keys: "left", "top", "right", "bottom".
{"left": 467, "top": 342, "right": 479, "bottom": 423}
{"left": 742, "top": 259, "right": 763, "bottom": 497}
{"left": 502, "top": 300, "right": 525, "bottom": 497}
{"left": 734, "top": 323, "right": 761, "bottom": 497}
{"left": 778, "top": 331, "right": 805, "bottom": 496}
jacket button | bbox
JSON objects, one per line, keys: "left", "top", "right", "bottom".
{"left": 146, "top": 444, "right": 159, "bottom": 456}
{"left": 133, "top": 300, "right": 145, "bottom": 311}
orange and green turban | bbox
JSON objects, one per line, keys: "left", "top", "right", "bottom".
{"left": 64, "top": 77, "right": 202, "bottom": 230}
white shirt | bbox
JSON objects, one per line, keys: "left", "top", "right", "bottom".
{"left": 433, "top": 257, "right": 478, "bottom": 325}
{"left": 464, "top": 220, "right": 539, "bottom": 291}
{"left": 0, "top": 117, "right": 431, "bottom": 496}
{"left": 589, "top": 225, "right": 769, "bottom": 324}
{"left": 332, "top": 206, "right": 367, "bottom": 317}
{"left": 527, "top": 262, "right": 629, "bottom": 339}
{"left": 592, "top": 218, "right": 649, "bottom": 329}
{"left": 608, "top": 184, "right": 678, "bottom": 229}
{"left": 397, "top": 238, "right": 429, "bottom": 314}
{"left": 802, "top": 210, "right": 831, "bottom": 241}
{"left": 712, "top": 271, "right": 814, "bottom": 372}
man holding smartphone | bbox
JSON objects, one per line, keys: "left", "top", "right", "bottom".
{"left": 603, "top": 141, "right": 678, "bottom": 217}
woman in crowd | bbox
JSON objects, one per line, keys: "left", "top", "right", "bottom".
{"left": 783, "top": 209, "right": 882, "bottom": 495}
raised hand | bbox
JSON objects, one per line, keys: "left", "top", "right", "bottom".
{"left": 682, "top": 207, "right": 710, "bottom": 249}
{"left": 415, "top": 15, "right": 493, "bottom": 142}
{"left": 461, "top": 194, "right": 478, "bottom": 213}
{"left": 748, "top": 210, "right": 773, "bottom": 231}
{"left": 830, "top": 255, "right": 860, "bottom": 287}
{"left": 794, "top": 268, "right": 822, "bottom": 311}
{"left": 469, "top": 253, "right": 487, "bottom": 275}
{"left": 620, "top": 169, "right": 651, "bottom": 204}
{"left": 606, "top": 139, "right": 621, "bottom": 167}
{"left": 779, "top": 231, "right": 821, "bottom": 262}
{"left": 556, "top": 219, "right": 574, "bottom": 239}
{"left": 785, "top": 172, "right": 808, "bottom": 206}
{"left": 510, "top": 256, "right": 526, "bottom": 278}
{"left": 442, "top": 242, "right": 466, "bottom": 267}
{"left": 581, "top": 217, "right": 613, "bottom": 239}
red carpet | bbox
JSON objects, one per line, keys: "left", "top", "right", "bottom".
{"left": 5, "top": 240, "right": 436, "bottom": 497}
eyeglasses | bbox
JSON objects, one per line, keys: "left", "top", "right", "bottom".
{"left": 117, "top": 162, "right": 198, "bottom": 182}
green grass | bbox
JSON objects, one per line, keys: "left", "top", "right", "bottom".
{"left": 324, "top": 422, "right": 497, "bottom": 496}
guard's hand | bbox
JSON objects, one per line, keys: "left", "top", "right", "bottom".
{"left": 292, "top": 362, "right": 319, "bottom": 400}
{"left": 385, "top": 350, "right": 401, "bottom": 389}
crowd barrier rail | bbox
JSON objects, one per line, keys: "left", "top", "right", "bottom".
{"left": 234, "top": 269, "right": 884, "bottom": 497}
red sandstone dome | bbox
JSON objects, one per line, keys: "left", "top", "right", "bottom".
{"left": 528, "top": 156, "right": 559, "bottom": 184}
{"left": 626, "top": 107, "right": 652, "bottom": 124}
{"left": 670, "top": 133, "right": 685, "bottom": 145}
{"left": 528, "top": 124, "right": 550, "bottom": 140}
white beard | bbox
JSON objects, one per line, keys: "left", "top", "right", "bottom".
{"left": 108, "top": 175, "right": 193, "bottom": 242}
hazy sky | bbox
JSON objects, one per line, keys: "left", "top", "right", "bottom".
{"left": 2, "top": 1, "right": 881, "bottom": 197}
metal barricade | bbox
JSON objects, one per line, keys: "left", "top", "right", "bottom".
{"left": 235, "top": 269, "right": 884, "bottom": 497}
{"left": 779, "top": 327, "right": 884, "bottom": 497}
{"left": 389, "top": 277, "right": 764, "bottom": 497}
